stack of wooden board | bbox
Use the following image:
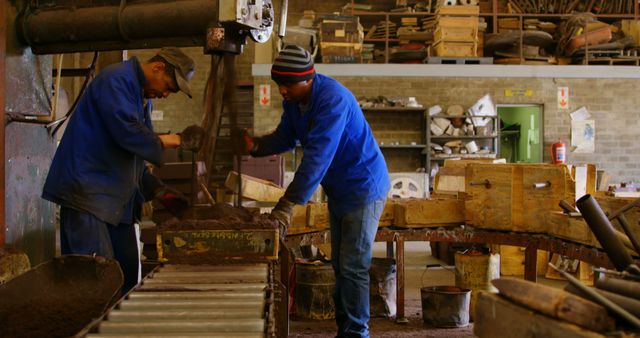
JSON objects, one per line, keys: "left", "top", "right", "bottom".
{"left": 433, "top": 5, "right": 480, "bottom": 57}
{"left": 320, "top": 15, "right": 364, "bottom": 63}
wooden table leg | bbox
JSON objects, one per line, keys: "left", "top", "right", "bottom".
{"left": 395, "top": 236, "right": 408, "bottom": 324}
{"left": 524, "top": 245, "right": 538, "bottom": 282}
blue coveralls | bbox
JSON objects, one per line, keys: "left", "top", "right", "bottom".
{"left": 253, "top": 73, "right": 390, "bottom": 338}
{"left": 42, "top": 57, "right": 163, "bottom": 293}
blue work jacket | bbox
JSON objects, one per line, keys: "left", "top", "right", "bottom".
{"left": 42, "top": 57, "right": 163, "bottom": 225}
{"left": 253, "top": 73, "right": 390, "bottom": 213}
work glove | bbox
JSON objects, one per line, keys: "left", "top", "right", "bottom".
{"left": 155, "top": 185, "right": 189, "bottom": 217}
{"left": 180, "top": 125, "right": 206, "bottom": 151}
{"left": 231, "top": 128, "right": 255, "bottom": 155}
{"left": 270, "top": 197, "right": 295, "bottom": 240}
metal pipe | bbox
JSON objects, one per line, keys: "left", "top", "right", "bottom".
{"left": 278, "top": 0, "right": 288, "bottom": 38}
{"left": 593, "top": 268, "right": 640, "bottom": 282}
{"left": 596, "top": 277, "right": 640, "bottom": 300}
{"left": 532, "top": 181, "right": 551, "bottom": 189}
{"left": 549, "top": 263, "right": 640, "bottom": 329}
{"left": 565, "top": 283, "right": 640, "bottom": 318}
{"left": 18, "top": 0, "right": 218, "bottom": 54}
{"left": 576, "top": 194, "right": 635, "bottom": 272}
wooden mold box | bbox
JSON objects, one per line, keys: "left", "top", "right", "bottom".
{"left": 378, "top": 200, "right": 397, "bottom": 228}
{"left": 465, "top": 163, "right": 577, "bottom": 233}
{"left": 394, "top": 196, "right": 465, "bottom": 228}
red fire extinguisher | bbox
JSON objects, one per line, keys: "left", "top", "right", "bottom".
{"left": 550, "top": 141, "right": 566, "bottom": 164}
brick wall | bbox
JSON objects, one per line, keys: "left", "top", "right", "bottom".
{"left": 254, "top": 75, "right": 640, "bottom": 183}
{"left": 128, "top": 44, "right": 256, "bottom": 133}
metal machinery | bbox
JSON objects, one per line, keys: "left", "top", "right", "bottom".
{"left": 76, "top": 210, "right": 283, "bottom": 337}
{"left": 15, "top": 1, "right": 289, "bottom": 337}
{"left": 17, "top": 0, "right": 278, "bottom": 54}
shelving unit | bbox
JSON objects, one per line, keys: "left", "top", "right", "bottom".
{"left": 427, "top": 113, "right": 500, "bottom": 186}
{"left": 315, "top": 0, "right": 640, "bottom": 64}
{"left": 361, "top": 106, "right": 428, "bottom": 172}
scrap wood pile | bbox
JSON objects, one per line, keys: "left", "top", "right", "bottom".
{"left": 507, "top": 0, "right": 635, "bottom": 14}
{"left": 476, "top": 195, "right": 640, "bottom": 337}
{"left": 485, "top": 11, "right": 640, "bottom": 65}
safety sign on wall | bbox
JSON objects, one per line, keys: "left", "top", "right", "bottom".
{"left": 557, "top": 87, "right": 569, "bottom": 110}
{"left": 259, "top": 84, "right": 271, "bottom": 107}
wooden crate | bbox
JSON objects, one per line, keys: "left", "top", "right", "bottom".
{"left": 499, "top": 245, "right": 549, "bottom": 276}
{"left": 437, "top": 16, "right": 480, "bottom": 28}
{"left": 224, "top": 171, "right": 284, "bottom": 202}
{"left": 546, "top": 212, "right": 597, "bottom": 247}
{"left": 433, "top": 41, "right": 477, "bottom": 57}
{"left": 394, "top": 197, "right": 465, "bottom": 228}
{"left": 435, "top": 158, "right": 507, "bottom": 194}
{"left": 545, "top": 254, "right": 594, "bottom": 285}
{"left": 436, "top": 5, "right": 480, "bottom": 16}
{"left": 435, "top": 26, "right": 478, "bottom": 43}
{"left": 465, "top": 164, "right": 575, "bottom": 233}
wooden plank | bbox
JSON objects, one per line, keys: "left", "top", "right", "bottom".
{"left": 224, "top": 171, "right": 284, "bottom": 202}
{"left": 491, "top": 278, "right": 614, "bottom": 332}
{"left": 475, "top": 292, "right": 606, "bottom": 338}
{"left": 306, "top": 202, "right": 328, "bottom": 228}
{"left": 394, "top": 197, "right": 465, "bottom": 227}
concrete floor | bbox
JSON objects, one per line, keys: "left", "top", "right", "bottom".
{"left": 289, "top": 241, "right": 568, "bottom": 337}
{"left": 289, "top": 241, "right": 475, "bottom": 338}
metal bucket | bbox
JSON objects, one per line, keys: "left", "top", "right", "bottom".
{"left": 294, "top": 262, "right": 335, "bottom": 320}
{"left": 370, "top": 257, "right": 397, "bottom": 318}
{"left": 421, "top": 286, "right": 471, "bottom": 328}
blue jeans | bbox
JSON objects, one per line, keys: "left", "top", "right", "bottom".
{"left": 329, "top": 199, "right": 385, "bottom": 338}
{"left": 60, "top": 206, "right": 140, "bottom": 294}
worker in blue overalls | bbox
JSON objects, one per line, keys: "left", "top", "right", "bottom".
{"left": 236, "top": 45, "right": 390, "bottom": 338}
{"left": 43, "top": 48, "right": 199, "bottom": 293}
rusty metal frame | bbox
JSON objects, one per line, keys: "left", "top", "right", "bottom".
{"left": 0, "top": 0, "right": 6, "bottom": 246}
{"left": 285, "top": 226, "right": 614, "bottom": 322}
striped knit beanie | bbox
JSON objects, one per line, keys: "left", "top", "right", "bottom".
{"left": 271, "top": 45, "right": 315, "bottom": 84}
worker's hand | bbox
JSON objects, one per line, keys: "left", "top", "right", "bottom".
{"left": 155, "top": 185, "right": 189, "bottom": 217}
{"left": 180, "top": 125, "right": 206, "bottom": 151}
{"left": 158, "top": 134, "right": 181, "bottom": 149}
{"left": 231, "top": 128, "right": 254, "bottom": 155}
{"left": 270, "top": 197, "right": 295, "bottom": 240}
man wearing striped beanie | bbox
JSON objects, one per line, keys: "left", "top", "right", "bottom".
{"left": 237, "top": 44, "right": 390, "bottom": 338}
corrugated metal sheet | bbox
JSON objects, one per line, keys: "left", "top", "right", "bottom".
{"left": 3, "top": 4, "right": 56, "bottom": 264}
{"left": 5, "top": 123, "right": 56, "bottom": 265}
